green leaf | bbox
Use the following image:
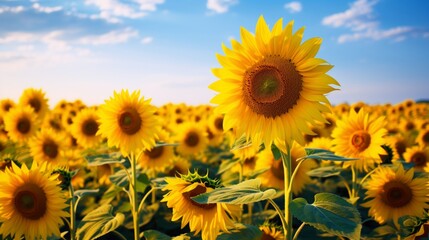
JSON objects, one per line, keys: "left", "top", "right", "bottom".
{"left": 303, "top": 148, "right": 358, "bottom": 162}
{"left": 192, "top": 179, "right": 276, "bottom": 204}
{"left": 77, "top": 204, "right": 125, "bottom": 240}
{"left": 74, "top": 189, "right": 99, "bottom": 199}
{"left": 136, "top": 173, "right": 150, "bottom": 193}
{"left": 306, "top": 166, "right": 343, "bottom": 178}
{"left": 155, "top": 141, "right": 179, "bottom": 147}
{"left": 217, "top": 224, "right": 262, "bottom": 240}
{"left": 86, "top": 152, "right": 126, "bottom": 167}
{"left": 230, "top": 134, "right": 252, "bottom": 151}
{"left": 290, "top": 193, "right": 361, "bottom": 240}
{"left": 271, "top": 144, "right": 281, "bottom": 160}
{"left": 109, "top": 169, "right": 129, "bottom": 188}
{"left": 141, "top": 230, "right": 171, "bottom": 240}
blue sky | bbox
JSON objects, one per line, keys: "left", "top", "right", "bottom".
{"left": 1, "top": 0, "right": 428, "bottom": 107}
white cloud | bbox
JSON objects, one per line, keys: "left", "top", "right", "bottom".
{"left": 0, "top": 32, "right": 36, "bottom": 44}
{"left": 284, "top": 1, "right": 302, "bottom": 13}
{"left": 322, "top": 0, "right": 412, "bottom": 43}
{"left": 141, "top": 36, "right": 153, "bottom": 44}
{"left": 84, "top": 0, "right": 164, "bottom": 23}
{"left": 0, "top": 6, "right": 24, "bottom": 14}
{"left": 79, "top": 28, "right": 138, "bottom": 45}
{"left": 207, "top": 0, "right": 237, "bottom": 14}
{"left": 32, "top": 3, "right": 62, "bottom": 13}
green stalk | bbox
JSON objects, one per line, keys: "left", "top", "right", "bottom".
{"left": 69, "top": 185, "right": 76, "bottom": 240}
{"left": 129, "top": 153, "right": 140, "bottom": 240}
{"left": 280, "top": 142, "right": 293, "bottom": 240}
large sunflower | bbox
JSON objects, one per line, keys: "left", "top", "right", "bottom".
{"left": 71, "top": 107, "right": 102, "bottom": 149}
{"left": 0, "top": 162, "right": 68, "bottom": 239}
{"left": 161, "top": 172, "right": 240, "bottom": 240}
{"left": 331, "top": 109, "right": 386, "bottom": 172}
{"left": 97, "top": 90, "right": 161, "bottom": 156}
{"left": 209, "top": 16, "right": 339, "bottom": 148}
{"left": 255, "top": 143, "right": 317, "bottom": 195}
{"left": 29, "top": 128, "right": 66, "bottom": 167}
{"left": 19, "top": 88, "right": 49, "bottom": 120}
{"left": 3, "top": 105, "right": 38, "bottom": 144}
{"left": 361, "top": 164, "right": 429, "bottom": 226}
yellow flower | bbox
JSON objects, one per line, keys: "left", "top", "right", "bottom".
{"left": 403, "top": 145, "right": 429, "bottom": 171}
{"left": 0, "top": 162, "right": 68, "bottom": 239}
{"left": 362, "top": 164, "right": 429, "bottom": 226}
{"left": 209, "top": 16, "right": 339, "bottom": 148}
{"left": 0, "top": 98, "right": 15, "bottom": 115}
{"left": 97, "top": 90, "right": 161, "bottom": 156}
{"left": 161, "top": 172, "right": 240, "bottom": 240}
{"left": 3, "top": 105, "right": 38, "bottom": 144}
{"left": 70, "top": 107, "right": 102, "bottom": 148}
{"left": 416, "top": 126, "right": 429, "bottom": 148}
{"left": 259, "top": 225, "right": 284, "bottom": 240}
{"left": 29, "top": 128, "right": 67, "bottom": 167}
{"left": 332, "top": 109, "right": 386, "bottom": 172}
{"left": 174, "top": 122, "right": 208, "bottom": 157}
{"left": 138, "top": 130, "right": 174, "bottom": 177}
{"left": 19, "top": 88, "right": 49, "bottom": 120}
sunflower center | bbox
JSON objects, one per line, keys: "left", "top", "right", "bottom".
{"left": 145, "top": 146, "right": 164, "bottom": 159}
{"left": 411, "top": 152, "right": 427, "bottom": 167}
{"left": 405, "top": 122, "right": 415, "bottom": 131}
{"left": 261, "top": 232, "right": 277, "bottom": 240}
{"left": 17, "top": 117, "right": 31, "bottom": 134}
{"left": 3, "top": 103, "right": 12, "bottom": 112}
{"left": 49, "top": 119, "right": 62, "bottom": 131}
{"left": 14, "top": 183, "right": 47, "bottom": 220}
{"left": 214, "top": 117, "right": 223, "bottom": 131}
{"left": 242, "top": 56, "right": 302, "bottom": 118}
{"left": 29, "top": 98, "right": 41, "bottom": 113}
{"left": 43, "top": 140, "right": 59, "bottom": 159}
{"left": 184, "top": 131, "right": 200, "bottom": 147}
{"left": 381, "top": 180, "right": 412, "bottom": 208}
{"left": 271, "top": 159, "right": 284, "bottom": 180}
{"left": 118, "top": 108, "right": 142, "bottom": 135}
{"left": 182, "top": 184, "right": 216, "bottom": 209}
{"left": 351, "top": 131, "right": 371, "bottom": 151}
{"left": 395, "top": 141, "right": 406, "bottom": 158}
{"left": 82, "top": 119, "right": 99, "bottom": 136}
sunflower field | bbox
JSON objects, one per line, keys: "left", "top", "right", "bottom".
{"left": 1, "top": 16, "right": 429, "bottom": 240}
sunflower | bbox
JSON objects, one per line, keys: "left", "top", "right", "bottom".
{"left": 209, "top": 16, "right": 339, "bottom": 148}
{"left": 403, "top": 146, "right": 429, "bottom": 171}
{"left": 0, "top": 98, "right": 15, "bottom": 114}
{"left": 161, "top": 171, "right": 241, "bottom": 240}
{"left": 3, "top": 105, "right": 38, "bottom": 144}
{"left": 331, "top": 109, "right": 386, "bottom": 172}
{"left": 259, "top": 224, "right": 284, "bottom": 240}
{"left": 97, "top": 90, "right": 161, "bottom": 156}
{"left": 29, "top": 128, "right": 66, "bottom": 167}
{"left": 174, "top": 122, "right": 208, "bottom": 157}
{"left": 138, "top": 130, "right": 174, "bottom": 177}
{"left": 166, "top": 155, "right": 191, "bottom": 177}
{"left": 361, "top": 164, "right": 429, "bottom": 226}
{"left": 70, "top": 107, "right": 102, "bottom": 149}
{"left": 42, "top": 111, "right": 64, "bottom": 134}
{"left": 416, "top": 127, "right": 429, "bottom": 148}
{"left": 0, "top": 162, "right": 68, "bottom": 239}
{"left": 19, "top": 88, "right": 49, "bottom": 120}
{"left": 385, "top": 134, "right": 414, "bottom": 160}
{"left": 255, "top": 143, "right": 317, "bottom": 195}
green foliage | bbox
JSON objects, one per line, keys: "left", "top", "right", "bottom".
{"left": 217, "top": 224, "right": 262, "bottom": 240}
{"left": 141, "top": 230, "right": 172, "bottom": 240}
{"left": 77, "top": 204, "right": 125, "bottom": 240}
{"left": 304, "top": 148, "right": 358, "bottom": 162}
{"left": 85, "top": 152, "right": 126, "bottom": 167}
{"left": 74, "top": 189, "right": 99, "bottom": 199}
{"left": 192, "top": 179, "right": 276, "bottom": 204}
{"left": 290, "top": 193, "right": 362, "bottom": 240}
{"left": 306, "top": 166, "right": 343, "bottom": 178}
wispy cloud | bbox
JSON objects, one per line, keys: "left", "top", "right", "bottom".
{"left": 32, "top": 3, "right": 62, "bottom": 13}
{"left": 141, "top": 36, "right": 153, "bottom": 44}
{"left": 206, "top": 0, "right": 238, "bottom": 14}
{"left": 78, "top": 28, "right": 138, "bottom": 45}
{"left": 322, "top": 0, "right": 412, "bottom": 43}
{"left": 0, "top": 5, "right": 24, "bottom": 14}
{"left": 284, "top": 1, "right": 302, "bottom": 13}
{"left": 84, "top": 0, "right": 164, "bottom": 23}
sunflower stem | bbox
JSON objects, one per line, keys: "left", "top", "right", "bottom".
{"left": 129, "top": 152, "right": 140, "bottom": 240}
{"left": 350, "top": 165, "right": 358, "bottom": 204}
{"left": 68, "top": 185, "right": 76, "bottom": 240}
{"left": 292, "top": 223, "right": 306, "bottom": 240}
{"left": 281, "top": 142, "right": 293, "bottom": 240}
{"left": 138, "top": 187, "right": 155, "bottom": 214}
{"left": 268, "top": 198, "right": 287, "bottom": 236}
